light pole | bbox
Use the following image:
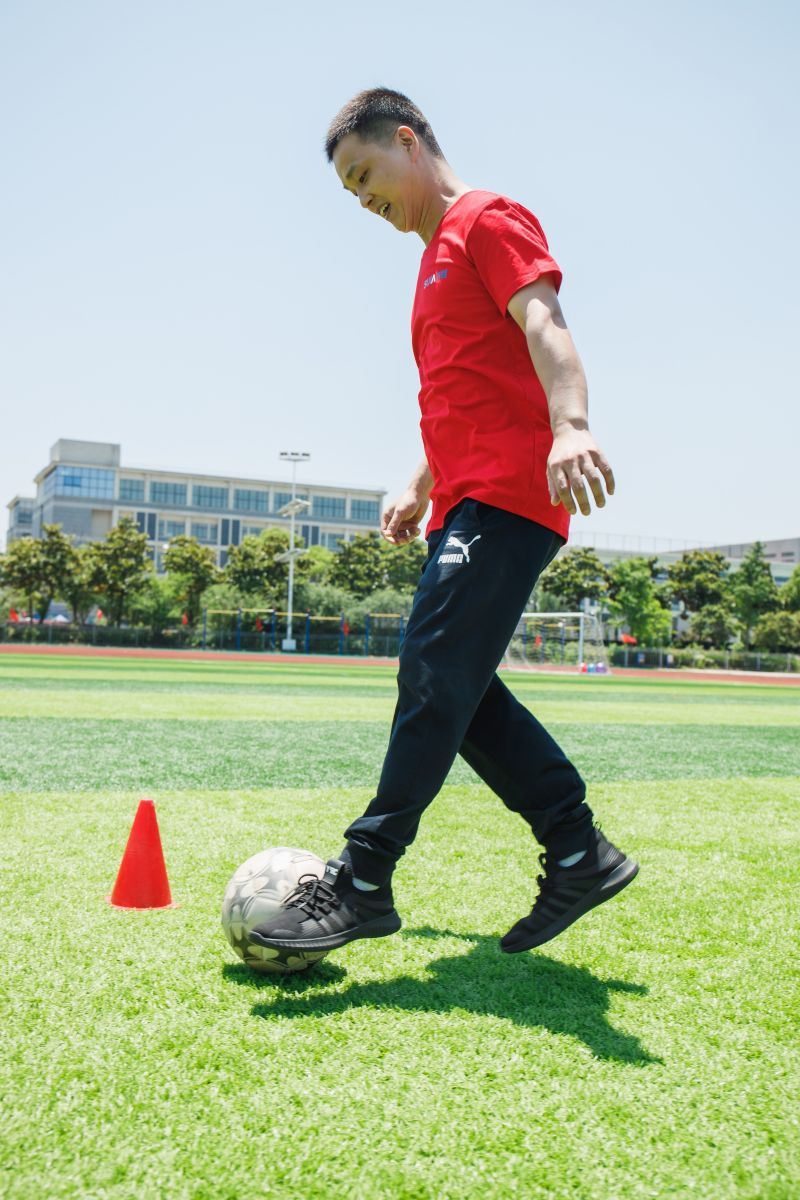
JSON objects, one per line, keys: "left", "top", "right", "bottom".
{"left": 274, "top": 451, "right": 310, "bottom": 651}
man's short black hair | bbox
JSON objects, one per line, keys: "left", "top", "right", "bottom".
{"left": 325, "top": 87, "right": 444, "bottom": 162}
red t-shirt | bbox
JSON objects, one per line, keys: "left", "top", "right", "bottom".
{"left": 411, "top": 189, "right": 569, "bottom": 539}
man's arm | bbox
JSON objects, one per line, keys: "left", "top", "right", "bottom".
{"left": 381, "top": 459, "right": 433, "bottom": 544}
{"left": 507, "top": 277, "right": 615, "bottom": 517}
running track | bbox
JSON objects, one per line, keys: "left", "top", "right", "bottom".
{"left": 1, "top": 642, "right": 798, "bottom": 686}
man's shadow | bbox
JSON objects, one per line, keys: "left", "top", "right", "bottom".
{"left": 224, "top": 926, "right": 660, "bottom": 1066}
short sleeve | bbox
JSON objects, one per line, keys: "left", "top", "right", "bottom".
{"left": 466, "top": 197, "right": 562, "bottom": 316}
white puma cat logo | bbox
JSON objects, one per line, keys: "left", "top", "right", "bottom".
{"left": 440, "top": 534, "right": 481, "bottom": 565}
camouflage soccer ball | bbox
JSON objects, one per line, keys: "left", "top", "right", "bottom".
{"left": 221, "top": 846, "right": 330, "bottom": 975}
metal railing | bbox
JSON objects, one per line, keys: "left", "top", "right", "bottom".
{"left": 2, "top": 621, "right": 797, "bottom": 672}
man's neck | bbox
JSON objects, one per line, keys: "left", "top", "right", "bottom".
{"left": 416, "top": 163, "right": 472, "bottom": 245}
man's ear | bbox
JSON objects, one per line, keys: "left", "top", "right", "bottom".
{"left": 396, "top": 125, "right": 420, "bottom": 159}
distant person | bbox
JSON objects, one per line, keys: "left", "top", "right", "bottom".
{"left": 250, "top": 88, "right": 638, "bottom": 958}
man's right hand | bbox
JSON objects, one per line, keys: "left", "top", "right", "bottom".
{"left": 381, "top": 489, "right": 429, "bottom": 544}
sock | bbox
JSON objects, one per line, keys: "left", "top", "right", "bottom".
{"left": 352, "top": 877, "right": 380, "bottom": 892}
{"left": 558, "top": 850, "right": 587, "bottom": 868}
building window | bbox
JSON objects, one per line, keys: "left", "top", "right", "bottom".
{"left": 321, "top": 531, "right": 346, "bottom": 551}
{"left": 350, "top": 499, "right": 380, "bottom": 522}
{"left": 150, "top": 481, "right": 188, "bottom": 506}
{"left": 242, "top": 524, "right": 265, "bottom": 538}
{"left": 312, "top": 495, "right": 346, "bottom": 519}
{"left": 193, "top": 485, "right": 228, "bottom": 510}
{"left": 233, "top": 488, "right": 268, "bottom": 513}
{"left": 273, "top": 492, "right": 308, "bottom": 512}
{"left": 42, "top": 465, "right": 115, "bottom": 500}
{"left": 191, "top": 522, "right": 218, "bottom": 544}
{"left": 15, "top": 509, "right": 33, "bottom": 525}
{"left": 158, "top": 519, "right": 186, "bottom": 540}
{"left": 300, "top": 524, "right": 320, "bottom": 547}
{"left": 119, "top": 478, "right": 145, "bottom": 503}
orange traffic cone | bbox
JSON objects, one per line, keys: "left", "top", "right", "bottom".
{"left": 108, "top": 799, "right": 176, "bottom": 909}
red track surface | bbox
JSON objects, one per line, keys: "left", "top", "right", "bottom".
{"left": 1, "top": 642, "right": 798, "bottom": 685}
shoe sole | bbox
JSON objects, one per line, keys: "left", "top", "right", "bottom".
{"left": 248, "top": 911, "right": 402, "bottom": 953}
{"left": 501, "top": 858, "right": 640, "bottom": 954}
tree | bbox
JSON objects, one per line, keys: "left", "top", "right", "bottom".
{"left": 128, "top": 574, "right": 183, "bottom": 634}
{"left": 293, "top": 581, "right": 352, "bottom": 617}
{"left": 730, "top": 542, "right": 779, "bottom": 646}
{"left": 382, "top": 538, "right": 428, "bottom": 592}
{"left": 61, "top": 542, "right": 99, "bottom": 625}
{"left": 539, "top": 547, "right": 609, "bottom": 610}
{"left": 329, "top": 532, "right": 388, "bottom": 598}
{"left": 347, "top": 586, "right": 416, "bottom": 622}
{"left": 297, "top": 545, "right": 336, "bottom": 585}
{"left": 1, "top": 526, "right": 90, "bottom": 623}
{"left": 666, "top": 550, "right": 730, "bottom": 613}
{"left": 225, "top": 529, "right": 291, "bottom": 600}
{"left": 607, "top": 556, "right": 672, "bottom": 645}
{"left": 0, "top": 537, "right": 43, "bottom": 620}
{"left": 780, "top": 563, "right": 800, "bottom": 612}
{"left": 88, "top": 518, "right": 152, "bottom": 625}
{"left": 689, "top": 603, "right": 741, "bottom": 649}
{"left": 201, "top": 580, "right": 250, "bottom": 622}
{"left": 164, "top": 536, "right": 219, "bottom": 628}
{"left": 751, "top": 611, "right": 800, "bottom": 653}
{"left": 36, "top": 525, "right": 79, "bottom": 623}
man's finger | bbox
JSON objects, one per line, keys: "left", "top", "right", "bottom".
{"left": 548, "top": 473, "right": 560, "bottom": 506}
{"left": 553, "top": 470, "right": 576, "bottom": 515}
{"left": 580, "top": 457, "right": 607, "bottom": 509}
{"left": 568, "top": 468, "right": 592, "bottom": 516}
{"left": 584, "top": 468, "right": 607, "bottom": 508}
{"left": 386, "top": 509, "right": 403, "bottom": 535}
{"left": 593, "top": 453, "right": 615, "bottom": 496}
{"left": 548, "top": 465, "right": 567, "bottom": 507}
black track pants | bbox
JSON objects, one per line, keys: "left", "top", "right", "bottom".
{"left": 343, "top": 499, "right": 594, "bottom": 886}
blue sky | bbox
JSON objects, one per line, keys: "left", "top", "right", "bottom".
{"left": 2, "top": 0, "right": 798, "bottom": 549}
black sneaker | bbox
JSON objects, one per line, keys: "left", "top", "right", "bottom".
{"left": 501, "top": 829, "right": 639, "bottom": 953}
{"left": 247, "top": 858, "right": 402, "bottom": 952}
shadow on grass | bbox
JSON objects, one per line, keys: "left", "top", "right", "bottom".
{"left": 222, "top": 959, "right": 349, "bottom": 989}
{"left": 227, "top": 926, "right": 661, "bottom": 1066}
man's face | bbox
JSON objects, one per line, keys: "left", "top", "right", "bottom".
{"left": 332, "top": 130, "right": 419, "bottom": 233}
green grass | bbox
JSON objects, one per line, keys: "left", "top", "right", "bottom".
{"left": 1, "top": 654, "right": 798, "bottom": 1199}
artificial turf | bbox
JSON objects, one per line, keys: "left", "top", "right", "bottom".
{"left": 1, "top": 653, "right": 798, "bottom": 1199}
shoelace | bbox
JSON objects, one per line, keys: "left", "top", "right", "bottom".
{"left": 281, "top": 873, "right": 341, "bottom": 918}
{"left": 535, "top": 852, "right": 558, "bottom": 895}
{"left": 536, "top": 824, "right": 603, "bottom": 893}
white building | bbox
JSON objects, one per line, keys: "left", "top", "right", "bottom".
{"left": 566, "top": 528, "right": 798, "bottom": 585}
{"left": 7, "top": 439, "right": 385, "bottom": 569}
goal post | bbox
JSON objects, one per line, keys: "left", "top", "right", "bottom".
{"left": 504, "top": 611, "right": 610, "bottom": 674}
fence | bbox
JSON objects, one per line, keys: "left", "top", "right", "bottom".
{"left": 2, "top": 619, "right": 797, "bottom": 672}
{"left": 609, "top": 645, "right": 799, "bottom": 673}
{"left": 199, "top": 610, "right": 407, "bottom": 656}
{"left": 0, "top": 610, "right": 409, "bottom": 658}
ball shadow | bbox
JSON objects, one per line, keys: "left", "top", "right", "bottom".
{"left": 222, "top": 958, "right": 348, "bottom": 990}
{"left": 243, "top": 926, "right": 662, "bottom": 1066}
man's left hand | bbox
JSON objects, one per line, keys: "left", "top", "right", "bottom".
{"left": 547, "top": 427, "right": 615, "bottom": 516}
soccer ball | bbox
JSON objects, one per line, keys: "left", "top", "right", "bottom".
{"left": 221, "top": 846, "right": 330, "bottom": 975}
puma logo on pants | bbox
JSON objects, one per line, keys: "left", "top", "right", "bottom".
{"left": 441, "top": 534, "right": 481, "bottom": 564}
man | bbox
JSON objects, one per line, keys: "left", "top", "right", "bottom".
{"left": 249, "top": 87, "right": 637, "bottom": 958}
